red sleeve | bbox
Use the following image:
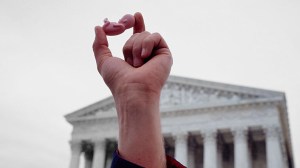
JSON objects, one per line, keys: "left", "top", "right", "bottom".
{"left": 166, "top": 155, "right": 187, "bottom": 168}
{"left": 111, "top": 150, "right": 186, "bottom": 168}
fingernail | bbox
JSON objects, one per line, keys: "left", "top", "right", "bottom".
{"left": 141, "top": 48, "right": 147, "bottom": 58}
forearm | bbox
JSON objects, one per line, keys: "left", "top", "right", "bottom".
{"left": 113, "top": 84, "right": 166, "bottom": 168}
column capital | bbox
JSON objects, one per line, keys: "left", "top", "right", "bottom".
{"left": 202, "top": 129, "right": 217, "bottom": 141}
{"left": 173, "top": 131, "right": 188, "bottom": 143}
{"left": 92, "top": 138, "right": 106, "bottom": 145}
{"left": 232, "top": 127, "right": 248, "bottom": 141}
{"left": 231, "top": 126, "right": 248, "bottom": 133}
{"left": 264, "top": 126, "right": 281, "bottom": 139}
{"left": 69, "top": 140, "right": 82, "bottom": 152}
{"left": 69, "top": 139, "right": 82, "bottom": 145}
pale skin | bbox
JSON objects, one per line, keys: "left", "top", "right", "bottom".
{"left": 93, "top": 12, "right": 172, "bottom": 168}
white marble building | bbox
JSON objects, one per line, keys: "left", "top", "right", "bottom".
{"left": 65, "top": 76, "right": 294, "bottom": 168}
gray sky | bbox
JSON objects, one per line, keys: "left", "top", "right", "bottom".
{"left": 0, "top": 0, "right": 299, "bottom": 167}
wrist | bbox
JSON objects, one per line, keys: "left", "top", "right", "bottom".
{"left": 112, "top": 82, "right": 161, "bottom": 109}
{"left": 112, "top": 83, "right": 166, "bottom": 167}
{"left": 113, "top": 85, "right": 161, "bottom": 123}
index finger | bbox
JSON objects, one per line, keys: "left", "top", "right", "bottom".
{"left": 133, "top": 12, "right": 145, "bottom": 34}
{"left": 93, "top": 26, "right": 112, "bottom": 74}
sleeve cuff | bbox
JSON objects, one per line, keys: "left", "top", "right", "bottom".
{"left": 111, "top": 150, "right": 186, "bottom": 168}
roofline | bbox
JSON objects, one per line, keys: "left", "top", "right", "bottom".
{"left": 168, "top": 75, "right": 285, "bottom": 97}
{"left": 64, "top": 96, "right": 114, "bottom": 119}
{"left": 66, "top": 96, "right": 284, "bottom": 123}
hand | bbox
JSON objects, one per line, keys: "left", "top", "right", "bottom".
{"left": 93, "top": 12, "right": 173, "bottom": 99}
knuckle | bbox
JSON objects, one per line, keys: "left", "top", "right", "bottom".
{"left": 141, "top": 31, "right": 150, "bottom": 35}
{"left": 122, "top": 45, "right": 131, "bottom": 53}
{"left": 143, "top": 37, "right": 152, "bottom": 45}
{"left": 132, "top": 46, "right": 140, "bottom": 54}
{"left": 92, "top": 42, "right": 98, "bottom": 52}
{"left": 152, "top": 32, "right": 161, "bottom": 38}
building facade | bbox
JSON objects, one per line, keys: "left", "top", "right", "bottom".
{"left": 65, "top": 76, "right": 294, "bottom": 168}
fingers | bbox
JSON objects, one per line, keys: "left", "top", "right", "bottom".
{"left": 123, "top": 34, "right": 138, "bottom": 66}
{"left": 123, "top": 32, "right": 171, "bottom": 68}
{"left": 93, "top": 26, "right": 112, "bottom": 74}
{"left": 141, "top": 33, "right": 169, "bottom": 58}
{"left": 123, "top": 12, "right": 145, "bottom": 66}
{"left": 133, "top": 12, "right": 145, "bottom": 34}
{"left": 132, "top": 33, "right": 148, "bottom": 67}
{"left": 123, "top": 32, "right": 149, "bottom": 67}
{"left": 141, "top": 33, "right": 173, "bottom": 87}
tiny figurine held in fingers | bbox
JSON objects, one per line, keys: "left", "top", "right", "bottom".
{"left": 102, "top": 14, "right": 135, "bottom": 36}
{"left": 118, "top": 14, "right": 135, "bottom": 29}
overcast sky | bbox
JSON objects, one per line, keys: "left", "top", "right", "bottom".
{"left": 0, "top": 0, "right": 299, "bottom": 167}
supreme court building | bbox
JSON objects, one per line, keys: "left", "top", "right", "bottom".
{"left": 65, "top": 76, "right": 294, "bottom": 168}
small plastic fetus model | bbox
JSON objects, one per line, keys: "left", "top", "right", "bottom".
{"left": 102, "top": 14, "right": 135, "bottom": 36}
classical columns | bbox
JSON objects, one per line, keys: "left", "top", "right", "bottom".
{"left": 233, "top": 128, "right": 250, "bottom": 168}
{"left": 92, "top": 139, "right": 106, "bottom": 168}
{"left": 203, "top": 129, "right": 217, "bottom": 168}
{"left": 174, "top": 132, "right": 188, "bottom": 166}
{"left": 265, "top": 126, "right": 285, "bottom": 168}
{"left": 69, "top": 141, "right": 82, "bottom": 168}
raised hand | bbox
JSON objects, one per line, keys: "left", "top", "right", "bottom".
{"left": 93, "top": 12, "right": 172, "bottom": 98}
{"left": 93, "top": 12, "right": 172, "bottom": 167}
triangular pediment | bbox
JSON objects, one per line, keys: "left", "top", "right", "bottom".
{"left": 65, "top": 75, "right": 284, "bottom": 121}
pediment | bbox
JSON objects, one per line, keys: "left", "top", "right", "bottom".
{"left": 65, "top": 75, "right": 284, "bottom": 121}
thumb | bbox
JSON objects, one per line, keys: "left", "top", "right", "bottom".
{"left": 92, "top": 26, "right": 112, "bottom": 74}
{"left": 133, "top": 12, "right": 145, "bottom": 34}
